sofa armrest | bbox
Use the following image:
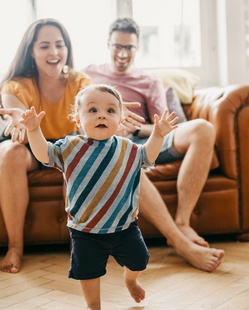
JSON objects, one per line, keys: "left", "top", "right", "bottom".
{"left": 190, "top": 84, "right": 249, "bottom": 180}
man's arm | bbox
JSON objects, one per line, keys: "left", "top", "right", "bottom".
{"left": 20, "top": 107, "right": 49, "bottom": 164}
{"left": 144, "top": 110, "right": 178, "bottom": 163}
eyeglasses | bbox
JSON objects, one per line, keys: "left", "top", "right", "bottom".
{"left": 111, "top": 44, "right": 137, "bottom": 54}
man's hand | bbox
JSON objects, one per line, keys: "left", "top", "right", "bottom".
{"left": 121, "top": 102, "right": 145, "bottom": 132}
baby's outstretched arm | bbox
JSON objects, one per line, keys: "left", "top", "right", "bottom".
{"left": 145, "top": 110, "right": 178, "bottom": 163}
{"left": 20, "top": 106, "right": 49, "bottom": 164}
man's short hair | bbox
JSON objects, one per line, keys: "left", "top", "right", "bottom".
{"left": 108, "top": 18, "right": 140, "bottom": 40}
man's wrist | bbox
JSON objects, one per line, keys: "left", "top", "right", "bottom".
{"left": 133, "top": 127, "right": 141, "bottom": 136}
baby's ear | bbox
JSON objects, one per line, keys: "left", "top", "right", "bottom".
{"left": 76, "top": 115, "right": 81, "bottom": 128}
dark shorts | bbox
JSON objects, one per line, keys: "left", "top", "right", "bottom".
{"left": 130, "top": 130, "right": 184, "bottom": 164}
{"left": 68, "top": 220, "right": 150, "bottom": 280}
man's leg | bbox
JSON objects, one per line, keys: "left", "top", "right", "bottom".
{"left": 139, "top": 170, "right": 224, "bottom": 272}
{"left": 0, "top": 141, "right": 38, "bottom": 273}
{"left": 173, "top": 119, "right": 215, "bottom": 246}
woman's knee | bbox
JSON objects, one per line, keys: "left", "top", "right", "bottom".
{"left": 0, "top": 142, "right": 30, "bottom": 169}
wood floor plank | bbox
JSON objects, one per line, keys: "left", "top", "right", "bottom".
{"left": 0, "top": 287, "right": 52, "bottom": 309}
{"left": 0, "top": 296, "right": 52, "bottom": 310}
{"left": 214, "top": 289, "right": 249, "bottom": 310}
{"left": 38, "top": 300, "right": 83, "bottom": 310}
{"left": 40, "top": 290, "right": 86, "bottom": 308}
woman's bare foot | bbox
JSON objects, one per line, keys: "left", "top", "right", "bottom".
{"left": 175, "top": 240, "right": 224, "bottom": 272}
{"left": 176, "top": 224, "right": 209, "bottom": 247}
{"left": 125, "top": 278, "right": 145, "bottom": 303}
{"left": 0, "top": 247, "right": 23, "bottom": 273}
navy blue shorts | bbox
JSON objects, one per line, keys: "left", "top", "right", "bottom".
{"left": 130, "top": 130, "right": 184, "bottom": 164}
{"left": 68, "top": 221, "right": 150, "bottom": 280}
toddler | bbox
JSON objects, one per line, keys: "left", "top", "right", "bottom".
{"left": 20, "top": 84, "right": 178, "bottom": 310}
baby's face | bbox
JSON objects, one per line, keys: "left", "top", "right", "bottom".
{"left": 77, "top": 89, "right": 122, "bottom": 140}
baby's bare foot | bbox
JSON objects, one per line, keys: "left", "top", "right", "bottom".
{"left": 0, "top": 247, "right": 22, "bottom": 273}
{"left": 125, "top": 279, "right": 145, "bottom": 303}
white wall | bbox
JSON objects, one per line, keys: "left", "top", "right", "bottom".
{"left": 177, "top": 0, "right": 249, "bottom": 88}
{"left": 225, "top": 0, "right": 249, "bottom": 85}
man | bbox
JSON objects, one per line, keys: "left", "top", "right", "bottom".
{"left": 83, "top": 18, "right": 224, "bottom": 272}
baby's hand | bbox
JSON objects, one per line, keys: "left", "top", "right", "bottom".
{"left": 154, "top": 110, "right": 178, "bottom": 137}
{"left": 20, "top": 106, "right": 45, "bottom": 131}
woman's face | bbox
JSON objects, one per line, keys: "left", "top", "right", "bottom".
{"left": 32, "top": 25, "right": 68, "bottom": 79}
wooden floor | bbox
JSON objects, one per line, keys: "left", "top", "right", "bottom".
{"left": 0, "top": 237, "right": 249, "bottom": 310}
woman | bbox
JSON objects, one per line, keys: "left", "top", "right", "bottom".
{"left": 0, "top": 18, "right": 143, "bottom": 274}
{"left": 0, "top": 18, "right": 92, "bottom": 273}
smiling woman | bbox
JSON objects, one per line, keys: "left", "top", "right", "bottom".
{"left": 0, "top": 18, "right": 92, "bottom": 274}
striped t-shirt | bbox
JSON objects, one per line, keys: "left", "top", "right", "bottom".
{"left": 46, "top": 135, "right": 152, "bottom": 234}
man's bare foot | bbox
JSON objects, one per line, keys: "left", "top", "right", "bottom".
{"left": 125, "top": 278, "right": 145, "bottom": 303}
{"left": 175, "top": 240, "right": 224, "bottom": 272}
{"left": 0, "top": 247, "right": 23, "bottom": 273}
{"left": 176, "top": 224, "right": 209, "bottom": 247}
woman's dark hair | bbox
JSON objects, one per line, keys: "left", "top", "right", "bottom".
{"left": 108, "top": 17, "right": 140, "bottom": 40}
{"left": 0, "top": 18, "right": 74, "bottom": 95}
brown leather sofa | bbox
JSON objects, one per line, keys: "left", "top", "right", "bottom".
{"left": 0, "top": 83, "right": 249, "bottom": 246}
{"left": 139, "top": 84, "right": 249, "bottom": 239}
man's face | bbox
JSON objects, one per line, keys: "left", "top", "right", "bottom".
{"left": 108, "top": 31, "right": 139, "bottom": 74}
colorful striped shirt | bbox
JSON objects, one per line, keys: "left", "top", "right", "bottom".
{"left": 45, "top": 135, "right": 152, "bottom": 234}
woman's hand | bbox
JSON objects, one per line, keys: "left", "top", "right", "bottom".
{"left": 0, "top": 108, "right": 27, "bottom": 142}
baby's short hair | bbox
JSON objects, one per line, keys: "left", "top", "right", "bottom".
{"left": 75, "top": 83, "right": 122, "bottom": 112}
